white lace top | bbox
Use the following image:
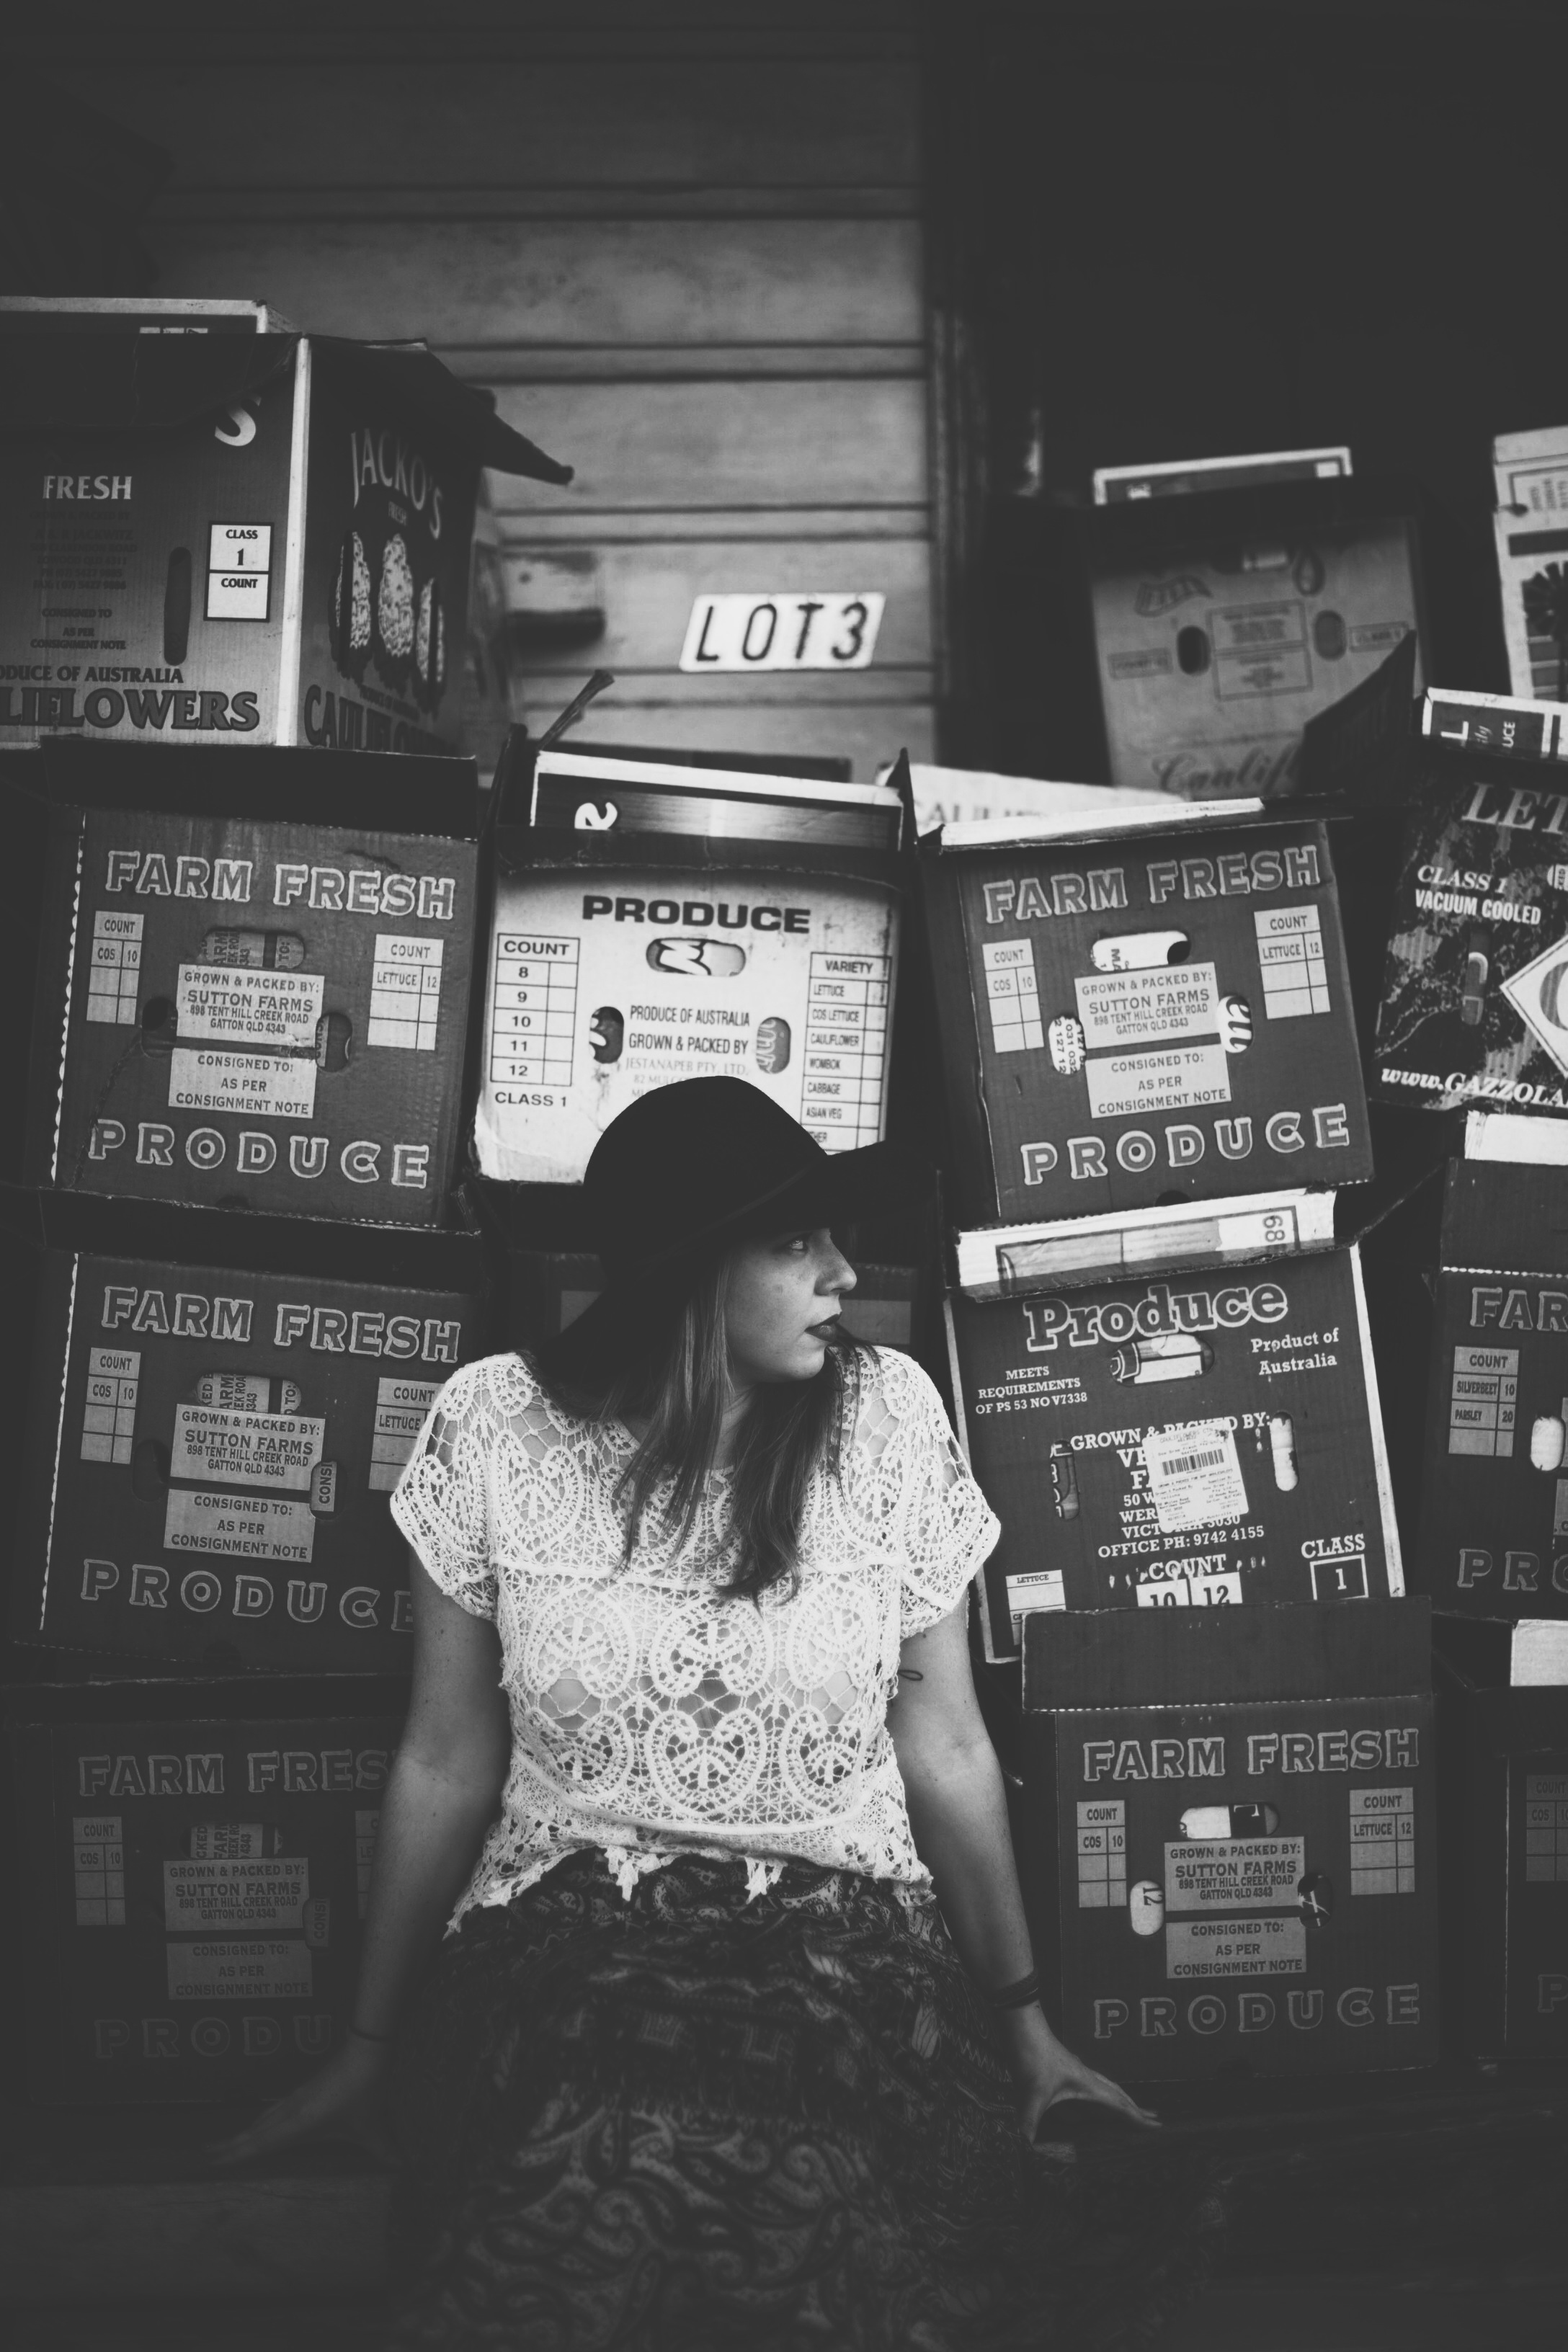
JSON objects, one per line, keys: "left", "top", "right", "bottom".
{"left": 390, "top": 1345, "right": 999, "bottom": 1925}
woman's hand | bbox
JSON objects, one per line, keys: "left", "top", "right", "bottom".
{"left": 999, "top": 2006, "right": 1159, "bottom": 2140}
{"left": 207, "top": 2035, "right": 397, "bottom": 2171}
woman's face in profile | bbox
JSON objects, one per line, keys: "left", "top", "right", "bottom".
{"left": 723, "top": 1228, "right": 855, "bottom": 1389}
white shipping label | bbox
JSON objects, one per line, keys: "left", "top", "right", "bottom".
{"left": 174, "top": 964, "right": 324, "bottom": 1049}
{"left": 678, "top": 592, "right": 884, "bottom": 672}
{"left": 169, "top": 1048, "right": 317, "bottom": 1121}
{"left": 164, "top": 1857, "right": 309, "bottom": 1933}
{"left": 368, "top": 933, "right": 444, "bottom": 1052}
{"left": 166, "top": 1938, "right": 313, "bottom": 2000}
{"left": 1164, "top": 1838, "right": 1306, "bottom": 1913}
{"left": 1165, "top": 1915, "right": 1306, "bottom": 1980}
{"left": 1143, "top": 1421, "right": 1250, "bottom": 1534}
{"left": 1074, "top": 963, "right": 1220, "bottom": 1051}
{"left": 1084, "top": 1041, "right": 1231, "bottom": 1121}
{"left": 169, "top": 1404, "right": 325, "bottom": 1493}
{"left": 476, "top": 868, "right": 899, "bottom": 1184}
{"left": 164, "top": 1487, "right": 317, "bottom": 1564}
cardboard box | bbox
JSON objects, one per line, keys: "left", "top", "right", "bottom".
{"left": 1373, "top": 729, "right": 1568, "bottom": 1117}
{"left": 1410, "top": 1128, "right": 1568, "bottom": 1623}
{"left": 11, "top": 1228, "right": 489, "bottom": 1672}
{"left": 1020, "top": 1600, "right": 1439, "bottom": 2082}
{"left": 4, "top": 1680, "right": 402, "bottom": 2102}
{"left": 948, "top": 1225, "right": 1402, "bottom": 1662}
{"left": 508, "top": 1247, "right": 922, "bottom": 1355}
{"left": 1492, "top": 424, "right": 1568, "bottom": 703}
{"left": 474, "top": 747, "right": 906, "bottom": 1185}
{"left": 20, "top": 743, "right": 480, "bottom": 1226}
{"left": 919, "top": 804, "right": 1373, "bottom": 1228}
{"left": 1092, "top": 446, "right": 1352, "bottom": 505}
{"left": 0, "top": 330, "right": 569, "bottom": 752}
{"left": 1082, "top": 477, "right": 1424, "bottom": 797}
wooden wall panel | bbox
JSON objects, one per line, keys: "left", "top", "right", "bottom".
{"left": 489, "top": 380, "right": 927, "bottom": 516}
{"left": 151, "top": 218, "right": 922, "bottom": 349}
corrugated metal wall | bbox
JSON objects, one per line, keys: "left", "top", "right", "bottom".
{"left": 28, "top": 4, "right": 931, "bottom": 780}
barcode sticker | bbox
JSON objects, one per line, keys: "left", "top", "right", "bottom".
{"left": 1143, "top": 1420, "right": 1250, "bottom": 1535}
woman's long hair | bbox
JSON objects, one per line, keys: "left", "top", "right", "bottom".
{"left": 538, "top": 1249, "right": 855, "bottom": 1602}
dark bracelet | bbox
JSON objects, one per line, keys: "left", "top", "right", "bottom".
{"left": 348, "top": 2022, "right": 396, "bottom": 2046}
{"left": 984, "top": 1969, "right": 1041, "bottom": 2011}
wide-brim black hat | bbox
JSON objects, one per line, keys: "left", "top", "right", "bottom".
{"left": 543, "top": 1077, "right": 930, "bottom": 1386}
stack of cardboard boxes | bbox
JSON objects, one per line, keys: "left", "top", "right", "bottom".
{"left": 917, "top": 786, "right": 1441, "bottom": 2080}
{"left": 0, "top": 298, "right": 569, "bottom": 2101}
{"left": 470, "top": 738, "right": 924, "bottom": 1358}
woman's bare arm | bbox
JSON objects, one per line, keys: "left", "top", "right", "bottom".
{"left": 210, "top": 1551, "right": 509, "bottom": 2165}
{"left": 887, "top": 1602, "right": 1156, "bottom": 2134}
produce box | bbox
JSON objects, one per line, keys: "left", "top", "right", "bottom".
{"left": 1020, "top": 1600, "right": 1439, "bottom": 2082}
{"left": 949, "top": 1213, "right": 1401, "bottom": 1662}
{"left": 474, "top": 746, "right": 906, "bottom": 1185}
{"left": 1082, "top": 476, "right": 1424, "bottom": 797}
{"left": 20, "top": 743, "right": 478, "bottom": 1226}
{"left": 4, "top": 1679, "right": 403, "bottom": 2103}
{"left": 10, "top": 1221, "right": 488, "bottom": 1673}
{"left": 1410, "top": 1125, "right": 1568, "bottom": 1621}
{"left": 0, "top": 329, "right": 568, "bottom": 752}
{"left": 919, "top": 804, "right": 1372, "bottom": 1227}
{"left": 1492, "top": 423, "right": 1568, "bottom": 704}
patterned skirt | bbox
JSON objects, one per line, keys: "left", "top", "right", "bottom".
{"left": 385, "top": 1849, "right": 1225, "bottom": 2351}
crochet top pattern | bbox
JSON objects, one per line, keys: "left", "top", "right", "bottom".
{"left": 391, "top": 1346, "right": 999, "bottom": 1923}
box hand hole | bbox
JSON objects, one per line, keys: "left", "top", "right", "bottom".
{"left": 202, "top": 928, "right": 306, "bottom": 972}
{"left": 1313, "top": 610, "right": 1348, "bottom": 660}
{"left": 1089, "top": 930, "right": 1189, "bottom": 973}
{"left": 755, "top": 1016, "right": 790, "bottom": 1074}
{"left": 1108, "top": 1335, "right": 1213, "bottom": 1384}
{"left": 1530, "top": 1415, "right": 1566, "bottom": 1474}
{"left": 130, "top": 1438, "right": 169, "bottom": 1499}
{"left": 316, "top": 1010, "right": 352, "bottom": 1071}
{"left": 1269, "top": 1414, "right": 1298, "bottom": 1492}
{"left": 1175, "top": 625, "right": 1211, "bottom": 676}
{"left": 139, "top": 997, "right": 177, "bottom": 1053}
{"left": 1461, "top": 928, "right": 1489, "bottom": 1027}
{"left": 1220, "top": 993, "right": 1252, "bottom": 1053}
